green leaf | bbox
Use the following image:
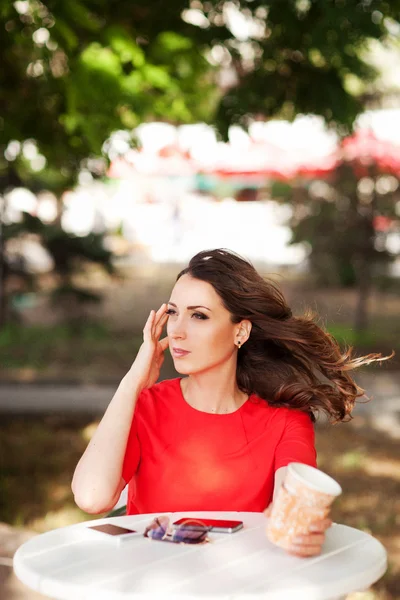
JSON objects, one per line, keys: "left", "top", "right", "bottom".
{"left": 157, "top": 31, "right": 193, "bottom": 52}
{"left": 106, "top": 25, "right": 145, "bottom": 67}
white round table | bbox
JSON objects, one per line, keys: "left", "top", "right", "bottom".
{"left": 13, "top": 511, "right": 387, "bottom": 600}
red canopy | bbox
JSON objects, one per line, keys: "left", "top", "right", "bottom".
{"left": 340, "top": 129, "right": 400, "bottom": 176}
{"left": 108, "top": 129, "right": 400, "bottom": 181}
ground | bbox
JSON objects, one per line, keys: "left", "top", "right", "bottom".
{"left": 1, "top": 265, "right": 399, "bottom": 599}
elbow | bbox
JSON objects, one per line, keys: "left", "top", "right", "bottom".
{"left": 72, "top": 483, "right": 116, "bottom": 515}
{"left": 75, "top": 500, "right": 103, "bottom": 515}
{"left": 72, "top": 491, "right": 105, "bottom": 514}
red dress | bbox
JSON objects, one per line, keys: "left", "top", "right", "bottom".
{"left": 122, "top": 378, "right": 317, "bottom": 514}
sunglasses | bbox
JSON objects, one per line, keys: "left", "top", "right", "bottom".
{"left": 144, "top": 516, "right": 210, "bottom": 545}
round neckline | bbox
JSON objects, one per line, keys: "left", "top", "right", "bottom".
{"left": 176, "top": 377, "right": 252, "bottom": 416}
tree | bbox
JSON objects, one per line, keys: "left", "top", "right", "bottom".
{"left": 1, "top": 0, "right": 400, "bottom": 326}
{"left": 287, "top": 161, "right": 400, "bottom": 331}
{"left": 213, "top": 0, "right": 400, "bottom": 135}
{"left": 1, "top": 211, "right": 115, "bottom": 327}
{"left": 0, "top": 0, "right": 216, "bottom": 325}
{"left": 1, "top": 0, "right": 216, "bottom": 195}
{"left": 2, "top": 0, "right": 400, "bottom": 188}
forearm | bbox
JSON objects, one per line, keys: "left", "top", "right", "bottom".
{"left": 72, "top": 371, "right": 142, "bottom": 513}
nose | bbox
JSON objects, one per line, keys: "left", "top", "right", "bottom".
{"left": 167, "top": 316, "right": 187, "bottom": 341}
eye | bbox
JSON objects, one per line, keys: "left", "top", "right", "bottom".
{"left": 192, "top": 312, "right": 208, "bottom": 320}
{"left": 166, "top": 308, "right": 176, "bottom": 315}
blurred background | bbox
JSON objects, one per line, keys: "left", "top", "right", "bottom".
{"left": 1, "top": 1, "right": 400, "bottom": 598}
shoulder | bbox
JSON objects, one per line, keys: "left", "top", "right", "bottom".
{"left": 281, "top": 407, "right": 314, "bottom": 425}
{"left": 250, "top": 395, "right": 312, "bottom": 420}
{"left": 146, "top": 377, "right": 181, "bottom": 398}
{"left": 247, "top": 396, "right": 313, "bottom": 431}
{"left": 277, "top": 407, "right": 315, "bottom": 442}
{"left": 136, "top": 378, "right": 181, "bottom": 412}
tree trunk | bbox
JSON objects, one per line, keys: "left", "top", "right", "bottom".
{"left": 54, "top": 194, "right": 64, "bottom": 227}
{"left": 353, "top": 176, "right": 376, "bottom": 334}
{"left": 354, "top": 256, "right": 371, "bottom": 333}
{"left": 0, "top": 197, "right": 6, "bottom": 329}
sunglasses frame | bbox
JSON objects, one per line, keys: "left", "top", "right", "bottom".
{"left": 144, "top": 516, "right": 211, "bottom": 545}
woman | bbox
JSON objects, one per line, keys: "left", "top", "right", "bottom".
{"left": 72, "top": 248, "right": 388, "bottom": 557}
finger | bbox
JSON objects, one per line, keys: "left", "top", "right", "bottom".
{"left": 155, "top": 347, "right": 166, "bottom": 371}
{"left": 287, "top": 544, "right": 322, "bottom": 558}
{"left": 155, "top": 303, "right": 167, "bottom": 319}
{"left": 293, "top": 532, "right": 326, "bottom": 546}
{"left": 150, "top": 304, "right": 163, "bottom": 338}
{"left": 154, "top": 311, "right": 169, "bottom": 339}
{"left": 159, "top": 336, "right": 169, "bottom": 352}
{"left": 309, "top": 518, "right": 333, "bottom": 533}
{"left": 263, "top": 506, "right": 272, "bottom": 518}
{"left": 153, "top": 304, "right": 168, "bottom": 337}
{"left": 143, "top": 310, "right": 155, "bottom": 341}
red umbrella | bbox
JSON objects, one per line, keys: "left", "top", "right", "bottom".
{"left": 108, "top": 144, "right": 196, "bottom": 178}
{"left": 293, "top": 129, "right": 400, "bottom": 180}
{"left": 107, "top": 128, "right": 400, "bottom": 182}
{"left": 340, "top": 129, "right": 400, "bottom": 176}
{"left": 194, "top": 139, "right": 300, "bottom": 181}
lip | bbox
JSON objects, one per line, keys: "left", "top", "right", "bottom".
{"left": 172, "top": 347, "right": 191, "bottom": 357}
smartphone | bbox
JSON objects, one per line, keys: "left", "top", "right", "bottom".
{"left": 172, "top": 518, "right": 243, "bottom": 533}
{"left": 87, "top": 524, "right": 139, "bottom": 542}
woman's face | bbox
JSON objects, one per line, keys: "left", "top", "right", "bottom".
{"left": 166, "top": 274, "right": 242, "bottom": 375}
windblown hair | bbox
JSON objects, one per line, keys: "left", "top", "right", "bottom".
{"left": 177, "top": 248, "right": 393, "bottom": 423}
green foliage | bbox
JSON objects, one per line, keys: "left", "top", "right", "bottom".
{"left": 289, "top": 163, "right": 398, "bottom": 287}
{"left": 0, "top": 0, "right": 215, "bottom": 194}
{"left": 2, "top": 0, "right": 400, "bottom": 192}
{"left": 2, "top": 212, "right": 115, "bottom": 324}
{"left": 213, "top": 0, "right": 400, "bottom": 136}
{"left": 327, "top": 323, "right": 387, "bottom": 348}
{"left": 1, "top": 1, "right": 400, "bottom": 328}
{"left": 4, "top": 211, "right": 114, "bottom": 276}
{"left": 0, "top": 321, "right": 142, "bottom": 374}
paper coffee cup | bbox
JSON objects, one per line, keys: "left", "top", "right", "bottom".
{"left": 265, "top": 463, "right": 342, "bottom": 551}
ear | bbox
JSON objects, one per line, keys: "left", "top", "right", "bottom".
{"left": 236, "top": 320, "right": 252, "bottom": 344}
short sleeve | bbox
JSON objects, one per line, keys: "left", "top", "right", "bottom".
{"left": 274, "top": 409, "right": 317, "bottom": 472}
{"left": 122, "top": 413, "right": 141, "bottom": 484}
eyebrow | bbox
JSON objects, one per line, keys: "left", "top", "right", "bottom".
{"left": 167, "top": 302, "right": 212, "bottom": 311}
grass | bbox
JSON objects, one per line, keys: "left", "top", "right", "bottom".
{"left": 0, "top": 316, "right": 398, "bottom": 385}
{"left": 0, "top": 322, "right": 143, "bottom": 382}
{"left": 0, "top": 415, "right": 399, "bottom": 599}
{"left": 327, "top": 323, "right": 398, "bottom": 356}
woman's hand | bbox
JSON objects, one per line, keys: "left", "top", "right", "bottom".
{"left": 127, "top": 303, "right": 170, "bottom": 391}
{"left": 264, "top": 505, "right": 332, "bottom": 557}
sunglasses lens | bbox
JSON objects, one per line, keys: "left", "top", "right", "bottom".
{"left": 173, "top": 527, "right": 209, "bottom": 544}
{"left": 145, "top": 517, "right": 209, "bottom": 545}
{"left": 144, "top": 517, "right": 168, "bottom": 540}
{"left": 146, "top": 527, "right": 165, "bottom": 540}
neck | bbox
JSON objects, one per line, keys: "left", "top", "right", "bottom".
{"left": 180, "top": 363, "right": 248, "bottom": 414}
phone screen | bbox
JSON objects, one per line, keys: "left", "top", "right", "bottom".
{"left": 172, "top": 518, "right": 243, "bottom": 532}
{"left": 88, "top": 524, "right": 137, "bottom": 536}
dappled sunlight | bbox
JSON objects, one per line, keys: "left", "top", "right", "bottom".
{"left": 363, "top": 457, "right": 400, "bottom": 480}
{"left": 48, "top": 482, "right": 71, "bottom": 503}
{"left": 380, "top": 534, "right": 400, "bottom": 566}
{"left": 328, "top": 449, "right": 400, "bottom": 481}
{"left": 1, "top": 410, "right": 399, "bottom": 597}
{"left": 339, "top": 491, "right": 380, "bottom": 516}
{"left": 0, "top": 415, "right": 94, "bottom": 528}
{"left": 347, "top": 591, "right": 381, "bottom": 599}
{"left": 81, "top": 421, "right": 99, "bottom": 443}
{"left": 332, "top": 449, "right": 366, "bottom": 470}
{"left": 315, "top": 421, "right": 400, "bottom": 597}
{"left": 30, "top": 506, "right": 88, "bottom": 534}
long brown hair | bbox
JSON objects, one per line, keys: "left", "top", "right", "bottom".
{"left": 177, "top": 248, "right": 393, "bottom": 423}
